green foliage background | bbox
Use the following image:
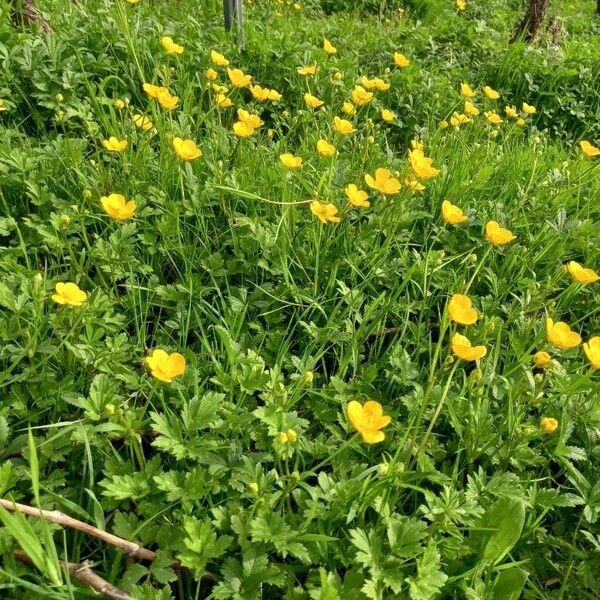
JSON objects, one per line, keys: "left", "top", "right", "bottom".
{"left": 0, "top": 0, "right": 599, "bottom": 597}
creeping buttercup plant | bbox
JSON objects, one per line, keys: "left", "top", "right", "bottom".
{"left": 0, "top": 0, "right": 600, "bottom": 598}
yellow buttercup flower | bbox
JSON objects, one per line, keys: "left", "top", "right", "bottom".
{"left": 540, "top": 417, "right": 558, "bottom": 434}
{"left": 233, "top": 121, "right": 256, "bottom": 138}
{"left": 359, "top": 76, "right": 389, "bottom": 91}
{"left": 522, "top": 102, "right": 536, "bottom": 115}
{"left": 464, "top": 101, "right": 479, "bottom": 116}
{"left": 347, "top": 400, "right": 391, "bottom": 444}
{"left": 533, "top": 351, "right": 551, "bottom": 368}
{"left": 546, "top": 318, "right": 581, "bottom": 349}
{"left": 450, "top": 112, "right": 471, "bottom": 127}
{"left": 404, "top": 176, "right": 425, "bottom": 192}
{"left": 279, "top": 153, "right": 302, "bottom": 169}
{"left": 142, "top": 83, "right": 168, "bottom": 99}
{"left": 410, "top": 139, "right": 424, "bottom": 151}
{"left": 333, "top": 71, "right": 343, "bottom": 81}
{"left": 227, "top": 68, "right": 252, "bottom": 88}
{"left": 250, "top": 85, "right": 270, "bottom": 101}
{"left": 205, "top": 68, "right": 218, "bottom": 81}
{"left": 351, "top": 85, "right": 373, "bottom": 106}
{"left": 157, "top": 89, "right": 179, "bottom": 111}
{"left": 113, "top": 99, "right": 125, "bottom": 110}
{"left": 448, "top": 294, "right": 478, "bottom": 325}
{"left": 52, "top": 282, "right": 87, "bottom": 307}
{"left": 316, "top": 139, "right": 336, "bottom": 157}
{"left": 451, "top": 333, "right": 486, "bottom": 361}
{"left": 297, "top": 64, "right": 318, "bottom": 76}
{"left": 483, "top": 85, "right": 499, "bottom": 100}
{"left": 102, "top": 137, "right": 127, "bottom": 152}
{"left": 310, "top": 200, "right": 340, "bottom": 224}
{"left": 485, "top": 221, "right": 516, "bottom": 245}
{"left": 504, "top": 106, "right": 517, "bottom": 118}
{"left": 125, "top": 0, "right": 140, "bottom": 4}
{"left": 160, "top": 36, "right": 184, "bottom": 55}
{"left": 342, "top": 101, "right": 356, "bottom": 115}
{"left": 408, "top": 148, "right": 440, "bottom": 179}
{"left": 364, "top": 168, "right": 401, "bottom": 195}
{"left": 100, "top": 193, "right": 136, "bottom": 220}
{"left": 394, "top": 52, "right": 410, "bottom": 67}
{"left": 515, "top": 117, "right": 526, "bottom": 127}
{"left": 439, "top": 120, "right": 449, "bottom": 129}
{"left": 580, "top": 140, "right": 600, "bottom": 157}
{"left": 345, "top": 184, "right": 370, "bottom": 208}
{"left": 381, "top": 108, "right": 395, "bottom": 122}
{"left": 323, "top": 38, "right": 337, "bottom": 55}
{"left": 566, "top": 261, "right": 599, "bottom": 284}
{"left": 215, "top": 93, "right": 233, "bottom": 108}
{"left": 268, "top": 89, "right": 282, "bottom": 101}
{"left": 460, "top": 83, "right": 476, "bottom": 98}
{"left": 484, "top": 111, "right": 502, "bottom": 125}
{"left": 210, "top": 50, "right": 229, "bottom": 66}
{"left": 237, "top": 108, "right": 263, "bottom": 129}
{"left": 583, "top": 337, "right": 600, "bottom": 369}
{"left": 333, "top": 116, "right": 356, "bottom": 135}
{"left": 145, "top": 349, "right": 186, "bottom": 383}
{"left": 456, "top": 0, "right": 466, "bottom": 9}
{"left": 304, "top": 93, "right": 324, "bottom": 109}
{"left": 441, "top": 200, "right": 467, "bottom": 225}
{"left": 172, "top": 137, "right": 202, "bottom": 160}
{"left": 132, "top": 114, "right": 153, "bottom": 131}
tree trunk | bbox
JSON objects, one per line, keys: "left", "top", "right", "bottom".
{"left": 10, "top": 0, "right": 52, "bottom": 32}
{"left": 510, "top": 0, "right": 549, "bottom": 43}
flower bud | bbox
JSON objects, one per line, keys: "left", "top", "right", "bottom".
{"left": 533, "top": 351, "right": 551, "bottom": 368}
{"left": 248, "top": 482, "right": 259, "bottom": 494}
{"left": 59, "top": 214, "right": 71, "bottom": 227}
{"left": 377, "top": 462, "right": 389, "bottom": 476}
{"left": 469, "top": 368, "right": 482, "bottom": 381}
{"left": 83, "top": 189, "right": 92, "bottom": 199}
{"left": 55, "top": 93, "right": 64, "bottom": 103}
{"left": 540, "top": 417, "right": 558, "bottom": 434}
{"left": 303, "top": 370, "right": 314, "bottom": 384}
{"left": 286, "top": 429, "right": 297, "bottom": 443}
{"left": 105, "top": 403, "right": 116, "bottom": 415}
{"left": 276, "top": 431, "right": 288, "bottom": 444}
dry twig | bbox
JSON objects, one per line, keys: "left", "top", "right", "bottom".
{"left": 13, "top": 549, "right": 132, "bottom": 600}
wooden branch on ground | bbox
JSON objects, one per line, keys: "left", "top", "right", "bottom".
{"left": 14, "top": 549, "right": 132, "bottom": 600}
{"left": 10, "top": 0, "right": 52, "bottom": 31}
{"left": 0, "top": 498, "right": 174, "bottom": 567}
{"left": 510, "top": 0, "right": 550, "bottom": 43}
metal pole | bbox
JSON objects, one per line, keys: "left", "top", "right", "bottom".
{"left": 223, "top": 0, "right": 233, "bottom": 30}
{"left": 233, "top": 0, "right": 244, "bottom": 47}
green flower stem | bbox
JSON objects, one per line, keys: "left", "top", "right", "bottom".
{"left": 305, "top": 433, "right": 359, "bottom": 476}
{"left": 411, "top": 361, "right": 459, "bottom": 468}
{"left": 400, "top": 309, "right": 450, "bottom": 465}
{"left": 464, "top": 243, "right": 493, "bottom": 294}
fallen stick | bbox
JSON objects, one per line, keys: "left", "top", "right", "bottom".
{"left": 13, "top": 549, "right": 132, "bottom": 600}
{"left": 0, "top": 498, "right": 171, "bottom": 566}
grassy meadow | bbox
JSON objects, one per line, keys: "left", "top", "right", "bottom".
{"left": 1, "top": 0, "right": 600, "bottom": 597}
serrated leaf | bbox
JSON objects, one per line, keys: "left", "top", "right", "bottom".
{"left": 406, "top": 543, "right": 447, "bottom": 600}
